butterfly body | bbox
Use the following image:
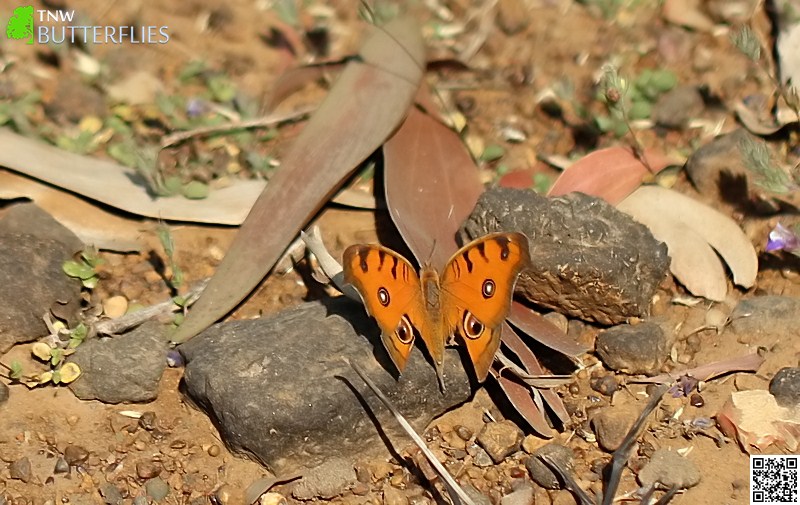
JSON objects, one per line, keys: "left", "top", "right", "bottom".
{"left": 343, "top": 232, "right": 530, "bottom": 385}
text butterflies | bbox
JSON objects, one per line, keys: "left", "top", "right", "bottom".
{"left": 342, "top": 232, "right": 530, "bottom": 386}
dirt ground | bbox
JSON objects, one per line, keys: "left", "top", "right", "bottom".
{"left": 0, "top": 1, "right": 796, "bottom": 504}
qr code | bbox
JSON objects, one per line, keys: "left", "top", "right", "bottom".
{"left": 752, "top": 455, "right": 799, "bottom": 504}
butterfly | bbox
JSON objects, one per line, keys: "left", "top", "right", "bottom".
{"left": 342, "top": 232, "right": 530, "bottom": 386}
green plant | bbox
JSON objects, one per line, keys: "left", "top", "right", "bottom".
{"left": 62, "top": 247, "right": 103, "bottom": 288}
{"left": 156, "top": 224, "right": 184, "bottom": 290}
{"left": 596, "top": 65, "right": 677, "bottom": 137}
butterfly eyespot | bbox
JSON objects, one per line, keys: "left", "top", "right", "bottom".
{"left": 462, "top": 311, "right": 485, "bottom": 340}
{"left": 377, "top": 287, "right": 390, "bottom": 306}
{"left": 482, "top": 279, "right": 495, "bottom": 299}
{"left": 395, "top": 316, "right": 414, "bottom": 344}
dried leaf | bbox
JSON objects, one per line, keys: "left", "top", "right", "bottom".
{"left": 735, "top": 101, "right": 799, "bottom": 135}
{"left": 547, "top": 147, "right": 677, "bottom": 205}
{"left": 495, "top": 374, "right": 553, "bottom": 437}
{"left": 508, "top": 303, "right": 587, "bottom": 359}
{"left": 716, "top": 390, "right": 800, "bottom": 453}
{"left": 172, "top": 17, "right": 425, "bottom": 343}
{"left": 617, "top": 186, "right": 758, "bottom": 301}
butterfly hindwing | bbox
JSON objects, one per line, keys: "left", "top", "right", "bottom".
{"left": 439, "top": 232, "right": 530, "bottom": 380}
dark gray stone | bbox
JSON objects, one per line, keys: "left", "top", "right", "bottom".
{"left": 729, "top": 296, "right": 800, "bottom": 345}
{"left": 0, "top": 381, "right": 8, "bottom": 406}
{"left": 595, "top": 322, "right": 669, "bottom": 375}
{"left": 525, "top": 443, "right": 574, "bottom": 489}
{"left": 69, "top": 321, "right": 168, "bottom": 403}
{"left": 653, "top": 86, "right": 704, "bottom": 129}
{"left": 460, "top": 188, "right": 669, "bottom": 325}
{"left": 770, "top": 367, "right": 800, "bottom": 408}
{"left": 590, "top": 405, "right": 638, "bottom": 452}
{"left": 638, "top": 449, "right": 700, "bottom": 489}
{"left": 0, "top": 203, "right": 83, "bottom": 353}
{"left": 179, "top": 298, "right": 472, "bottom": 474}
{"left": 684, "top": 128, "right": 757, "bottom": 202}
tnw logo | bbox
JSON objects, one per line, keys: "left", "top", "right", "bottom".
{"left": 6, "top": 5, "right": 34, "bottom": 45}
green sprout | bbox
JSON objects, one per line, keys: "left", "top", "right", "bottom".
{"left": 738, "top": 136, "right": 795, "bottom": 194}
{"left": 63, "top": 247, "right": 103, "bottom": 289}
{"left": 156, "top": 224, "right": 184, "bottom": 290}
{"left": 68, "top": 323, "right": 88, "bottom": 349}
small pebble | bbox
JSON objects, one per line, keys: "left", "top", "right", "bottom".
{"left": 9, "top": 457, "right": 32, "bottom": 483}
{"left": 145, "top": 477, "right": 170, "bottom": 501}
{"left": 0, "top": 382, "right": 8, "bottom": 405}
{"left": 500, "top": 484, "right": 534, "bottom": 505}
{"left": 638, "top": 449, "right": 701, "bottom": 489}
{"left": 591, "top": 406, "right": 637, "bottom": 452}
{"left": 383, "top": 485, "right": 409, "bottom": 505}
{"left": 208, "top": 444, "right": 221, "bottom": 457}
{"left": 139, "top": 411, "right": 157, "bottom": 431}
{"left": 590, "top": 374, "right": 619, "bottom": 397}
{"left": 525, "top": 443, "right": 574, "bottom": 489}
{"left": 770, "top": 367, "right": 800, "bottom": 408}
{"left": 53, "top": 457, "right": 70, "bottom": 474}
{"left": 689, "top": 394, "right": 704, "bottom": 407}
{"left": 137, "top": 461, "right": 161, "bottom": 479}
{"left": 259, "top": 492, "right": 287, "bottom": 505}
{"left": 64, "top": 445, "right": 89, "bottom": 466}
{"left": 455, "top": 425, "right": 473, "bottom": 441}
{"left": 595, "top": 323, "right": 669, "bottom": 376}
{"left": 99, "top": 483, "right": 124, "bottom": 505}
{"left": 473, "top": 446, "right": 494, "bottom": 468}
{"left": 476, "top": 420, "right": 523, "bottom": 463}
{"left": 103, "top": 295, "right": 129, "bottom": 318}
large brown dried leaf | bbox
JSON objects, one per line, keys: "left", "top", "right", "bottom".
{"left": 617, "top": 186, "right": 757, "bottom": 301}
{"left": 547, "top": 147, "right": 676, "bottom": 205}
{"left": 716, "top": 390, "right": 800, "bottom": 453}
{"left": 172, "top": 17, "right": 425, "bottom": 343}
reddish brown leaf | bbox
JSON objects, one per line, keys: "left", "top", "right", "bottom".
{"left": 383, "top": 90, "right": 483, "bottom": 268}
{"left": 508, "top": 303, "right": 587, "bottom": 359}
{"left": 547, "top": 147, "right": 676, "bottom": 205}
{"left": 494, "top": 374, "right": 554, "bottom": 437}
{"left": 172, "top": 17, "right": 425, "bottom": 343}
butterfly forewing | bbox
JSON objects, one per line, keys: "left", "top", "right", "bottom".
{"left": 342, "top": 244, "right": 427, "bottom": 373}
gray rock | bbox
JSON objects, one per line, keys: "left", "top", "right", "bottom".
{"left": 462, "top": 484, "right": 492, "bottom": 505}
{"left": 460, "top": 188, "right": 669, "bottom": 325}
{"left": 9, "top": 457, "right": 32, "bottom": 483}
{"left": 0, "top": 381, "right": 8, "bottom": 406}
{"left": 590, "top": 405, "right": 637, "bottom": 452}
{"left": 0, "top": 203, "right": 83, "bottom": 353}
{"left": 179, "top": 298, "right": 471, "bottom": 474}
{"left": 501, "top": 484, "right": 534, "bottom": 505}
{"left": 69, "top": 321, "right": 168, "bottom": 403}
{"left": 145, "top": 477, "right": 170, "bottom": 501}
{"left": 292, "top": 458, "right": 357, "bottom": 500}
{"left": 729, "top": 296, "right": 800, "bottom": 345}
{"left": 653, "top": 86, "right": 704, "bottom": 129}
{"left": 525, "top": 443, "right": 574, "bottom": 489}
{"left": 476, "top": 420, "right": 523, "bottom": 463}
{"left": 638, "top": 449, "right": 700, "bottom": 489}
{"left": 595, "top": 322, "right": 669, "bottom": 375}
{"left": 684, "top": 128, "right": 757, "bottom": 202}
{"left": 770, "top": 367, "right": 800, "bottom": 408}
{"left": 99, "top": 483, "right": 123, "bottom": 505}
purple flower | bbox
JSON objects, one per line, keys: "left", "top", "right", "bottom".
{"left": 766, "top": 222, "right": 800, "bottom": 252}
{"left": 186, "top": 98, "right": 208, "bottom": 118}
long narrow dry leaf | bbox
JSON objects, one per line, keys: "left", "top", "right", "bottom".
{"left": 0, "top": 129, "right": 265, "bottom": 225}
{"left": 493, "top": 373, "right": 553, "bottom": 437}
{"left": 633, "top": 352, "right": 764, "bottom": 385}
{"left": 508, "top": 303, "right": 587, "bottom": 358}
{"left": 383, "top": 91, "right": 484, "bottom": 269}
{"left": 349, "top": 360, "right": 477, "bottom": 505}
{"left": 617, "top": 185, "right": 758, "bottom": 301}
{"left": 172, "top": 18, "right": 425, "bottom": 343}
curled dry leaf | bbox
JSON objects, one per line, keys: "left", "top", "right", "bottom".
{"left": 31, "top": 342, "right": 52, "bottom": 361}
{"left": 617, "top": 185, "right": 757, "bottom": 301}
{"left": 716, "top": 389, "right": 800, "bottom": 452}
{"left": 59, "top": 362, "right": 81, "bottom": 383}
{"left": 735, "top": 101, "right": 800, "bottom": 136}
{"left": 547, "top": 147, "right": 679, "bottom": 205}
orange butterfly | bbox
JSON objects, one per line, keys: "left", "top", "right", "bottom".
{"left": 342, "top": 232, "right": 530, "bottom": 386}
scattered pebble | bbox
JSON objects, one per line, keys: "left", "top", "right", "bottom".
{"left": 770, "top": 367, "right": 800, "bottom": 408}
{"left": 99, "top": 483, "right": 124, "bottom": 505}
{"left": 638, "top": 449, "right": 701, "bottom": 489}
{"left": 64, "top": 445, "right": 89, "bottom": 466}
{"left": 9, "top": 457, "right": 32, "bottom": 483}
{"left": 0, "top": 382, "right": 8, "bottom": 405}
{"left": 595, "top": 322, "right": 669, "bottom": 375}
{"left": 207, "top": 444, "right": 221, "bottom": 457}
{"left": 102, "top": 295, "right": 129, "bottom": 318}
{"left": 53, "top": 457, "right": 69, "bottom": 474}
{"left": 652, "top": 85, "right": 704, "bottom": 129}
{"left": 292, "top": 458, "right": 357, "bottom": 500}
{"left": 145, "top": 476, "right": 170, "bottom": 501}
{"left": 462, "top": 483, "right": 492, "bottom": 505}
{"left": 525, "top": 443, "right": 574, "bottom": 489}
{"left": 501, "top": 483, "right": 534, "bottom": 505}
{"left": 139, "top": 411, "right": 157, "bottom": 431}
{"left": 590, "top": 374, "right": 619, "bottom": 397}
{"left": 136, "top": 461, "right": 162, "bottom": 479}
{"left": 383, "top": 485, "right": 409, "bottom": 505}
{"left": 590, "top": 406, "right": 637, "bottom": 452}
{"left": 476, "top": 420, "right": 523, "bottom": 463}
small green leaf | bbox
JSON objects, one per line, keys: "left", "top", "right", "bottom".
{"left": 51, "top": 370, "right": 62, "bottom": 385}
{"left": 181, "top": 180, "right": 210, "bottom": 200}
{"left": 173, "top": 295, "right": 187, "bottom": 308}
{"left": 71, "top": 323, "right": 88, "bottom": 340}
{"left": 207, "top": 75, "right": 237, "bottom": 103}
{"left": 629, "top": 100, "right": 652, "bottom": 120}
{"left": 173, "top": 312, "right": 185, "bottom": 326}
{"left": 179, "top": 60, "right": 207, "bottom": 82}
{"left": 533, "top": 173, "right": 553, "bottom": 194}
{"left": 651, "top": 69, "right": 677, "bottom": 93}
{"left": 107, "top": 141, "right": 138, "bottom": 167}
{"left": 480, "top": 144, "right": 506, "bottom": 162}
{"left": 63, "top": 260, "right": 96, "bottom": 280}
{"left": 82, "top": 276, "right": 99, "bottom": 289}
{"left": 50, "top": 348, "right": 64, "bottom": 366}
{"left": 10, "top": 360, "right": 23, "bottom": 380}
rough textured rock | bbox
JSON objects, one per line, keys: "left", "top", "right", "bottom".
{"left": 653, "top": 85, "right": 704, "bottom": 129}
{"left": 684, "top": 128, "right": 756, "bottom": 202}
{"left": 69, "top": 321, "right": 168, "bottom": 403}
{"left": 0, "top": 381, "right": 8, "bottom": 406}
{"left": 460, "top": 188, "right": 669, "bottom": 325}
{"left": 728, "top": 296, "right": 800, "bottom": 345}
{"left": 179, "top": 298, "right": 472, "bottom": 473}
{"left": 476, "top": 420, "right": 523, "bottom": 463}
{"left": 638, "top": 449, "right": 701, "bottom": 489}
{"left": 292, "top": 458, "right": 357, "bottom": 500}
{"left": 525, "top": 443, "right": 574, "bottom": 489}
{"left": 0, "top": 203, "right": 83, "bottom": 353}
{"left": 590, "top": 405, "right": 638, "bottom": 452}
{"left": 594, "top": 322, "right": 670, "bottom": 375}
{"left": 770, "top": 367, "right": 800, "bottom": 408}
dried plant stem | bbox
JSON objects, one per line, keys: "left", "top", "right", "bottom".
{"left": 161, "top": 106, "right": 315, "bottom": 148}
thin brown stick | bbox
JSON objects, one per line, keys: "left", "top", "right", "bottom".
{"left": 160, "top": 106, "right": 315, "bottom": 148}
